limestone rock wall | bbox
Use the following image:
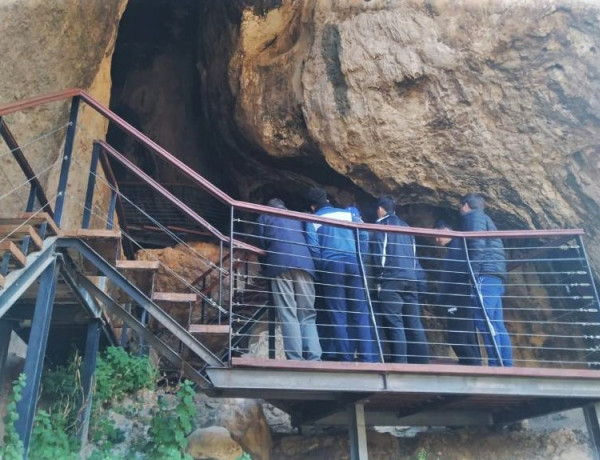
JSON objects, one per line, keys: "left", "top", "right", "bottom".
{"left": 219, "top": 0, "right": 600, "bottom": 268}
{"left": 0, "top": 0, "right": 128, "bottom": 227}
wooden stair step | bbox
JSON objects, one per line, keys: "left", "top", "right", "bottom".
{"left": 152, "top": 292, "right": 197, "bottom": 303}
{"left": 0, "top": 241, "right": 27, "bottom": 267}
{"left": 189, "top": 324, "right": 230, "bottom": 335}
{"left": 61, "top": 229, "right": 121, "bottom": 239}
{"left": 0, "top": 225, "right": 43, "bottom": 250}
{"left": 116, "top": 260, "right": 160, "bottom": 271}
{"left": 18, "top": 212, "right": 60, "bottom": 235}
{"left": 0, "top": 273, "right": 5, "bottom": 289}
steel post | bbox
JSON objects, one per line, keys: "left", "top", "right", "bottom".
{"left": 53, "top": 96, "right": 80, "bottom": 226}
{"left": 82, "top": 142, "right": 101, "bottom": 229}
{"left": 15, "top": 260, "right": 59, "bottom": 456}
{"left": 348, "top": 403, "right": 369, "bottom": 460}
{"left": 77, "top": 320, "right": 100, "bottom": 444}
{"left": 228, "top": 206, "right": 235, "bottom": 365}
{"left": 462, "top": 237, "right": 503, "bottom": 365}
{"left": 356, "top": 228, "right": 384, "bottom": 363}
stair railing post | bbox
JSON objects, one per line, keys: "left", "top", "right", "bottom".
{"left": 15, "top": 259, "right": 59, "bottom": 456}
{"left": 462, "top": 236, "right": 503, "bottom": 366}
{"left": 82, "top": 142, "right": 101, "bottom": 229}
{"left": 26, "top": 183, "right": 38, "bottom": 212}
{"left": 54, "top": 95, "right": 80, "bottom": 227}
{"left": 218, "top": 240, "right": 223, "bottom": 324}
{"left": 228, "top": 206, "right": 235, "bottom": 365}
{"left": 575, "top": 235, "right": 600, "bottom": 368}
{"left": 356, "top": 227, "right": 384, "bottom": 363}
{"left": 0, "top": 320, "right": 13, "bottom": 380}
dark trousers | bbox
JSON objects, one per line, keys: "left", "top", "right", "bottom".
{"left": 377, "top": 279, "right": 429, "bottom": 364}
{"left": 447, "top": 305, "right": 481, "bottom": 365}
{"left": 319, "top": 258, "right": 378, "bottom": 362}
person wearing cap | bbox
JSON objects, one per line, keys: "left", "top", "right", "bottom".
{"left": 305, "top": 188, "right": 378, "bottom": 363}
{"left": 370, "top": 196, "right": 429, "bottom": 364}
{"left": 460, "top": 193, "right": 513, "bottom": 367}
{"left": 256, "top": 198, "right": 322, "bottom": 361}
{"left": 434, "top": 220, "right": 482, "bottom": 365}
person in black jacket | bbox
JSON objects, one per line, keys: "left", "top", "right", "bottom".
{"left": 256, "top": 198, "right": 322, "bottom": 361}
{"left": 370, "top": 196, "right": 429, "bottom": 364}
{"left": 434, "top": 220, "right": 481, "bottom": 365}
{"left": 460, "top": 193, "right": 513, "bottom": 367}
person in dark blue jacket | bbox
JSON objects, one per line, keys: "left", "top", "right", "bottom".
{"left": 434, "top": 220, "right": 481, "bottom": 365}
{"left": 370, "top": 196, "right": 429, "bottom": 364}
{"left": 305, "top": 188, "right": 378, "bottom": 363}
{"left": 460, "top": 193, "right": 513, "bottom": 367}
{"left": 256, "top": 198, "right": 322, "bottom": 361}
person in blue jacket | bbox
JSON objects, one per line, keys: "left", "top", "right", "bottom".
{"left": 370, "top": 196, "right": 429, "bottom": 364}
{"left": 305, "top": 188, "right": 378, "bottom": 362}
{"left": 434, "top": 220, "right": 481, "bottom": 365}
{"left": 256, "top": 198, "right": 322, "bottom": 361}
{"left": 460, "top": 193, "right": 513, "bottom": 367}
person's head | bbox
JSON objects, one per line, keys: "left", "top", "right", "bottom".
{"left": 306, "top": 187, "right": 328, "bottom": 212}
{"left": 460, "top": 193, "right": 485, "bottom": 215}
{"left": 434, "top": 219, "right": 453, "bottom": 247}
{"left": 267, "top": 198, "right": 286, "bottom": 209}
{"left": 346, "top": 206, "right": 362, "bottom": 221}
{"left": 376, "top": 196, "right": 395, "bottom": 219}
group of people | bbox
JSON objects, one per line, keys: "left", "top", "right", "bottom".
{"left": 255, "top": 188, "right": 513, "bottom": 367}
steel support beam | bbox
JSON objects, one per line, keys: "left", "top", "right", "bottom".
{"left": 57, "top": 238, "right": 223, "bottom": 367}
{"left": 348, "top": 403, "right": 369, "bottom": 460}
{"left": 0, "top": 238, "right": 57, "bottom": 320}
{"left": 53, "top": 96, "right": 80, "bottom": 226}
{"left": 77, "top": 321, "right": 100, "bottom": 444}
{"left": 15, "top": 260, "right": 59, "bottom": 456}
{"left": 0, "top": 320, "right": 13, "bottom": 379}
{"left": 584, "top": 403, "right": 600, "bottom": 460}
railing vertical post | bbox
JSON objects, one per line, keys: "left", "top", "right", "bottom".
{"left": 218, "top": 241, "right": 223, "bottom": 324}
{"left": 228, "top": 206, "right": 235, "bottom": 365}
{"left": 26, "top": 183, "right": 37, "bottom": 212}
{"left": 15, "top": 259, "right": 59, "bottom": 456}
{"left": 53, "top": 96, "right": 80, "bottom": 227}
{"left": 77, "top": 320, "right": 100, "bottom": 445}
{"left": 82, "top": 142, "right": 100, "bottom": 229}
{"left": 575, "top": 235, "right": 600, "bottom": 368}
{"left": 462, "top": 237, "right": 503, "bottom": 366}
{"left": 106, "top": 189, "right": 118, "bottom": 230}
{"left": 356, "top": 228, "right": 384, "bottom": 363}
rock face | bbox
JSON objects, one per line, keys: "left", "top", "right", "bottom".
{"left": 206, "top": 0, "right": 600, "bottom": 268}
{"left": 0, "top": 0, "right": 128, "bottom": 227}
{"left": 186, "top": 426, "right": 243, "bottom": 460}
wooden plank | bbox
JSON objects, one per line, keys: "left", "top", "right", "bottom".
{"left": 0, "top": 225, "right": 43, "bottom": 250}
{"left": 61, "top": 229, "right": 121, "bottom": 239}
{"left": 189, "top": 324, "right": 230, "bottom": 335}
{"left": 116, "top": 260, "right": 160, "bottom": 271}
{"left": 18, "top": 212, "right": 61, "bottom": 235}
{"left": 230, "top": 357, "right": 600, "bottom": 380}
{"left": 152, "top": 292, "right": 197, "bottom": 303}
{"left": 0, "top": 241, "right": 26, "bottom": 267}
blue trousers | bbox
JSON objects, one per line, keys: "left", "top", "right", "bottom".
{"left": 473, "top": 275, "right": 513, "bottom": 367}
{"left": 319, "top": 258, "right": 378, "bottom": 362}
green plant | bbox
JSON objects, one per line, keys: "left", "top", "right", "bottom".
{"left": 94, "top": 346, "right": 156, "bottom": 407}
{"left": 0, "top": 374, "right": 26, "bottom": 460}
{"left": 145, "top": 380, "right": 196, "bottom": 460}
{"left": 418, "top": 448, "right": 428, "bottom": 460}
{"left": 29, "top": 410, "right": 78, "bottom": 460}
{"left": 236, "top": 453, "right": 253, "bottom": 460}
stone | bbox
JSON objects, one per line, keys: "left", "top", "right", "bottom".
{"left": 186, "top": 426, "right": 243, "bottom": 460}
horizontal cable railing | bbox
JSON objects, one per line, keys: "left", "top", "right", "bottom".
{"left": 233, "top": 211, "right": 600, "bottom": 369}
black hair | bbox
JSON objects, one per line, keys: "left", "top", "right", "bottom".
{"left": 376, "top": 196, "right": 396, "bottom": 213}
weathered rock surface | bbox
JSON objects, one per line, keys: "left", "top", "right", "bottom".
{"left": 187, "top": 426, "right": 243, "bottom": 460}
{"left": 210, "top": 0, "right": 600, "bottom": 269}
{"left": 0, "top": 0, "right": 128, "bottom": 227}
